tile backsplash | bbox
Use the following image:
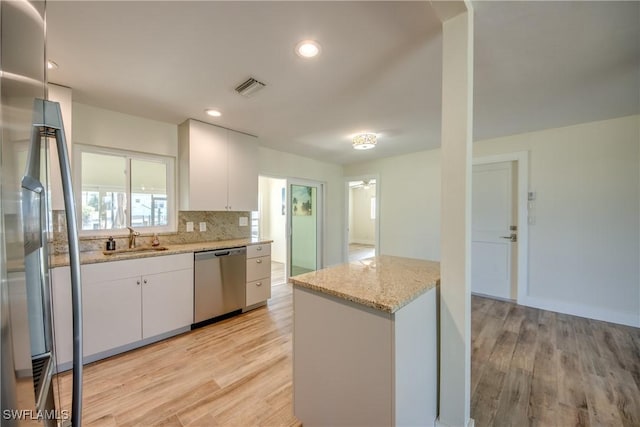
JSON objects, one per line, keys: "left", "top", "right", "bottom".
{"left": 51, "top": 210, "right": 252, "bottom": 254}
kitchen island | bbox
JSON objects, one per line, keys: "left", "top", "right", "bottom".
{"left": 289, "top": 255, "right": 440, "bottom": 427}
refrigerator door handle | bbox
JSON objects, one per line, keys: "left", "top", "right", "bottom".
{"left": 34, "top": 99, "right": 84, "bottom": 426}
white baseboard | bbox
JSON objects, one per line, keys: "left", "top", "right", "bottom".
{"left": 349, "top": 239, "right": 375, "bottom": 246}
{"left": 436, "top": 416, "right": 475, "bottom": 427}
{"left": 471, "top": 291, "right": 515, "bottom": 303}
{"left": 519, "top": 295, "right": 640, "bottom": 328}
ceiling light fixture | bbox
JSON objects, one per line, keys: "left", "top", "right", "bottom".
{"left": 295, "top": 40, "right": 321, "bottom": 59}
{"left": 352, "top": 133, "right": 377, "bottom": 150}
{"left": 47, "top": 60, "right": 58, "bottom": 70}
{"left": 205, "top": 109, "right": 222, "bottom": 117}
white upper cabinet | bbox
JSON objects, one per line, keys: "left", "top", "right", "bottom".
{"left": 227, "top": 130, "right": 259, "bottom": 212}
{"left": 179, "top": 119, "right": 258, "bottom": 212}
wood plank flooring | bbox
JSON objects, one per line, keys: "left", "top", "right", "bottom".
{"left": 348, "top": 243, "right": 375, "bottom": 262}
{"left": 472, "top": 295, "right": 640, "bottom": 427}
{"left": 271, "top": 261, "right": 285, "bottom": 287}
{"left": 53, "top": 284, "right": 300, "bottom": 427}
{"left": 53, "top": 285, "right": 640, "bottom": 426}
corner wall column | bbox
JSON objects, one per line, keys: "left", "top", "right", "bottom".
{"left": 431, "top": 1, "right": 474, "bottom": 426}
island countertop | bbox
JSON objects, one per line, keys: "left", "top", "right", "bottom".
{"left": 289, "top": 255, "right": 440, "bottom": 313}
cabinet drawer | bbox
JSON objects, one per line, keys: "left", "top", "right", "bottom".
{"left": 82, "top": 253, "right": 193, "bottom": 283}
{"left": 246, "top": 255, "right": 271, "bottom": 282}
{"left": 247, "top": 243, "right": 271, "bottom": 259}
{"left": 246, "top": 279, "right": 271, "bottom": 306}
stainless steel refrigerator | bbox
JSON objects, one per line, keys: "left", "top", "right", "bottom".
{"left": 1, "top": 1, "right": 83, "bottom": 426}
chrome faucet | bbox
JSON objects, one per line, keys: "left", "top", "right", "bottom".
{"left": 127, "top": 227, "right": 140, "bottom": 248}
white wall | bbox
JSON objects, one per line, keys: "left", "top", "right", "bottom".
{"left": 258, "top": 176, "right": 286, "bottom": 263}
{"left": 345, "top": 150, "right": 442, "bottom": 261}
{"left": 258, "top": 146, "right": 344, "bottom": 267}
{"left": 349, "top": 185, "right": 376, "bottom": 245}
{"left": 475, "top": 115, "right": 639, "bottom": 326}
{"left": 345, "top": 115, "right": 640, "bottom": 326}
{"left": 73, "top": 102, "right": 177, "bottom": 157}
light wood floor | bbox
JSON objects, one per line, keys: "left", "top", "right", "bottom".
{"left": 471, "top": 295, "right": 640, "bottom": 426}
{"left": 53, "top": 284, "right": 300, "bottom": 427}
{"left": 348, "top": 243, "right": 375, "bottom": 262}
{"left": 53, "top": 285, "right": 640, "bottom": 426}
{"left": 271, "top": 261, "right": 285, "bottom": 287}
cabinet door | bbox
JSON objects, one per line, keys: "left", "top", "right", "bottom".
{"left": 83, "top": 277, "right": 142, "bottom": 357}
{"left": 186, "top": 120, "right": 228, "bottom": 211}
{"left": 227, "top": 130, "right": 258, "bottom": 211}
{"left": 142, "top": 268, "right": 194, "bottom": 339}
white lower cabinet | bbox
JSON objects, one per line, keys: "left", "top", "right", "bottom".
{"left": 51, "top": 253, "right": 193, "bottom": 368}
{"left": 83, "top": 276, "right": 142, "bottom": 357}
{"left": 245, "top": 243, "right": 272, "bottom": 308}
{"left": 142, "top": 268, "right": 193, "bottom": 339}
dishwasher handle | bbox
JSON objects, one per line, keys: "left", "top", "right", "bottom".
{"left": 195, "top": 247, "right": 246, "bottom": 261}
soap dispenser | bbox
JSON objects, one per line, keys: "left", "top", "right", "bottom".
{"left": 106, "top": 236, "right": 116, "bottom": 251}
{"left": 151, "top": 233, "right": 160, "bottom": 247}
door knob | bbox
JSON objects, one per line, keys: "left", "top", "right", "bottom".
{"left": 500, "top": 233, "right": 517, "bottom": 242}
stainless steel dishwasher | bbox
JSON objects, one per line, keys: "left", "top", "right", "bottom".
{"left": 194, "top": 247, "right": 246, "bottom": 325}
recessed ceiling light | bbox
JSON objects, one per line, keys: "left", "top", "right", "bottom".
{"left": 47, "top": 60, "right": 58, "bottom": 70}
{"left": 295, "top": 40, "right": 321, "bottom": 59}
{"left": 205, "top": 109, "right": 222, "bottom": 117}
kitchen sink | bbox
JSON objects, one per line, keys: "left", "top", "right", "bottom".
{"left": 103, "top": 246, "right": 169, "bottom": 255}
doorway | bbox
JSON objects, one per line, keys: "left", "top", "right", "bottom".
{"left": 258, "top": 177, "right": 324, "bottom": 283}
{"left": 258, "top": 176, "right": 287, "bottom": 287}
{"left": 345, "top": 176, "right": 379, "bottom": 262}
{"left": 287, "top": 179, "right": 323, "bottom": 276}
{"left": 471, "top": 152, "right": 529, "bottom": 303}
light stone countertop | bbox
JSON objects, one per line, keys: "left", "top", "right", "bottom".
{"left": 289, "top": 255, "right": 440, "bottom": 313}
{"left": 49, "top": 238, "right": 272, "bottom": 268}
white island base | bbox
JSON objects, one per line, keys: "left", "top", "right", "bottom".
{"left": 293, "top": 285, "right": 438, "bottom": 427}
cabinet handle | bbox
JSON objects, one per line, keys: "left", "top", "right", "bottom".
{"left": 143, "top": 279, "right": 148, "bottom": 284}
{"left": 256, "top": 259, "right": 262, "bottom": 264}
{"left": 256, "top": 282, "right": 262, "bottom": 287}
{"left": 256, "top": 246, "right": 262, "bottom": 251}
{"left": 137, "top": 280, "right": 141, "bottom": 285}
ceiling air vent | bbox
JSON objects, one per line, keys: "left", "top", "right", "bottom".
{"left": 235, "top": 77, "right": 266, "bottom": 97}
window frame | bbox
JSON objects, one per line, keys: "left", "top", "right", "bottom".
{"left": 73, "top": 144, "right": 176, "bottom": 237}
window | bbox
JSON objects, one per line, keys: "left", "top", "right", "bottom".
{"left": 251, "top": 211, "right": 260, "bottom": 240}
{"left": 74, "top": 145, "right": 175, "bottom": 234}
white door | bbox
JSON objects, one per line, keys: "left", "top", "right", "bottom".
{"left": 471, "top": 161, "right": 517, "bottom": 300}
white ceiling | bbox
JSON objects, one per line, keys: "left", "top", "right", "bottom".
{"left": 47, "top": 1, "right": 639, "bottom": 165}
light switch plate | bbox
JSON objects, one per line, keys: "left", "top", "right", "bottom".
{"left": 199, "top": 222, "right": 207, "bottom": 232}
{"left": 186, "top": 221, "right": 194, "bottom": 232}
{"left": 239, "top": 216, "right": 249, "bottom": 226}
